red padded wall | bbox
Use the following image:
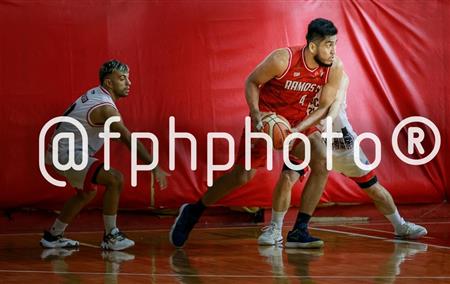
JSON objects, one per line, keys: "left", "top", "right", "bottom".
{"left": 0, "top": 1, "right": 448, "bottom": 209}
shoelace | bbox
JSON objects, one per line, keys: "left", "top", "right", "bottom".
{"left": 261, "top": 223, "right": 277, "bottom": 232}
{"left": 291, "top": 227, "right": 309, "bottom": 238}
{"left": 56, "top": 236, "right": 76, "bottom": 244}
{"left": 111, "top": 231, "right": 127, "bottom": 241}
{"left": 402, "top": 222, "right": 417, "bottom": 234}
{"left": 105, "top": 230, "right": 127, "bottom": 242}
{"left": 396, "top": 222, "right": 409, "bottom": 234}
{"left": 54, "top": 234, "right": 63, "bottom": 240}
{"left": 54, "top": 234, "right": 69, "bottom": 242}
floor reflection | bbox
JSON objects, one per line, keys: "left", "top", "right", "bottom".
{"left": 170, "top": 249, "right": 203, "bottom": 284}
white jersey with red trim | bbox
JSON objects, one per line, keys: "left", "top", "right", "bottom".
{"left": 48, "top": 86, "right": 118, "bottom": 159}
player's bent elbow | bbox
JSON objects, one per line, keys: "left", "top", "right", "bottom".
{"left": 245, "top": 77, "right": 258, "bottom": 90}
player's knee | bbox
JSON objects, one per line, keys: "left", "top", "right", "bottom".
{"left": 309, "top": 155, "right": 327, "bottom": 175}
{"left": 280, "top": 170, "right": 299, "bottom": 187}
{"left": 233, "top": 168, "right": 255, "bottom": 186}
{"left": 77, "top": 190, "right": 97, "bottom": 203}
{"left": 107, "top": 170, "right": 124, "bottom": 190}
{"left": 309, "top": 138, "right": 327, "bottom": 173}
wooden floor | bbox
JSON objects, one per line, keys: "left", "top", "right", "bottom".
{"left": 0, "top": 217, "right": 449, "bottom": 284}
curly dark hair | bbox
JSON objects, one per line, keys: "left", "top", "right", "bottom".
{"left": 99, "top": 59, "right": 129, "bottom": 85}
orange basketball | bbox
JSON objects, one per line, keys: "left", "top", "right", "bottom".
{"left": 261, "top": 113, "right": 291, "bottom": 150}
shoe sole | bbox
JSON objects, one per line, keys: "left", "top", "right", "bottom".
{"left": 169, "top": 203, "right": 189, "bottom": 248}
{"left": 40, "top": 239, "right": 80, "bottom": 249}
{"left": 285, "top": 240, "right": 324, "bottom": 249}
{"left": 101, "top": 241, "right": 135, "bottom": 251}
{"left": 395, "top": 229, "right": 427, "bottom": 240}
{"left": 257, "top": 238, "right": 283, "bottom": 246}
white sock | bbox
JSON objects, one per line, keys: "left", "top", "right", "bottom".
{"left": 271, "top": 209, "right": 287, "bottom": 229}
{"left": 50, "top": 218, "right": 68, "bottom": 236}
{"left": 103, "top": 215, "right": 117, "bottom": 234}
{"left": 385, "top": 210, "right": 405, "bottom": 232}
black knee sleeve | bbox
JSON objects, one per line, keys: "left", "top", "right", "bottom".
{"left": 357, "top": 175, "right": 378, "bottom": 189}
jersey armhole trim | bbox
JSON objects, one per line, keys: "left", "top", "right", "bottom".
{"left": 275, "top": 48, "right": 292, "bottom": 80}
{"left": 86, "top": 102, "right": 117, "bottom": 128}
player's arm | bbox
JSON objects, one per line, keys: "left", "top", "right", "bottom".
{"left": 90, "top": 105, "right": 169, "bottom": 189}
{"left": 325, "top": 71, "right": 348, "bottom": 121}
{"left": 245, "top": 48, "right": 290, "bottom": 130}
{"left": 292, "top": 58, "right": 344, "bottom": 132}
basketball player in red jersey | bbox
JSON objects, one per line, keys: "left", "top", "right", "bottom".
{"left": 258, "top": 72, "right": 427, "bottom": 247}
{"left": 170, "top": 18, "right": 342, "bottom": 248}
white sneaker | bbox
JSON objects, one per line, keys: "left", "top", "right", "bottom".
{"left": 40, "top": 230, "right": 79, "bottom": 248}
{"left": 395, "top": 222, "right": 427, "bottom": 239}
{"left": 101, "top": 228, "right": 135, "bottom": 251}
{"left": 258, "top": 223, "right": 283, "bottom": 246}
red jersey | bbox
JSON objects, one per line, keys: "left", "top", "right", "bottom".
{"left": 259, "top": 46, "right": 331, "bottom": 126}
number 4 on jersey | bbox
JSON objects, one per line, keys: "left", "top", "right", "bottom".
{"left": 299, "top": 94, "right": 307, "bottom": 105}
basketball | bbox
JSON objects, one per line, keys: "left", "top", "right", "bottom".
{"left": 261, "top": 113, "right": 291, "bottom": 150}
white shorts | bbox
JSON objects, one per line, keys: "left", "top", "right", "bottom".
{"left": 45, "top": 151, "right": 102, "bottom": 190}
{"left": 332, "top": 147, "right": 371, "bottom": 178}
{"left": 332, "top": 147, "right": 377, "bottom": 188}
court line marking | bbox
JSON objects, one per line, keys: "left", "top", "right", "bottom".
{"left": 312, "top": 227, "right": 388, "bottom": 240}
{"left": 312, "top": 227, "right": 450, "bottom": 250}
{"left": 0, "top": 221, "right": 450, "bottom": 238}
{"left": 0, "top": 270, "right": 449, "bottom": 279}
{"left": 79, "top": 242, "right": 100, "bottom": 248}
{"left": 332, "top": 221, "right": 450, "bottom": 225}
{"left": 0, "top": 220, "right": 449, "bottom": 237}
{"left": 339, "top": 224, "right": 434, "bottom": 239}
{"left": 5, "top": 226, "right": 447, "bottom": 251}
{"left": 420, "top": 203, "right": 448, "bottom": 219}
{"left": 0, "top": 226, "right": 249, "bottom": 236}
{"left": 0, "top": 226, "right": 266, "bottom": 237}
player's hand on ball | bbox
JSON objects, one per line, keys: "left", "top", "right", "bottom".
{"left": 291, "top": 122, "right": 302, "bottom": 133}
{"left": 153, "top": 166, "right": 170, "bottom": 189}
{"left": 250, "top": 109, "right": 263, "bottom": 131}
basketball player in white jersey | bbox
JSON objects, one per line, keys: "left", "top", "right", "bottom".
{"left": 41, "top": 60, "right": 169, "bottom": 250}
{"left": 258, "top": 72, "right": 427, "bottom": 246}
